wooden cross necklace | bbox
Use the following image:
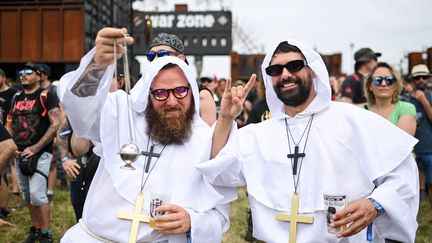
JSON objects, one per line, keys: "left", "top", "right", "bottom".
{"left": 117, "top": 136, "right": 167, "bottom": 243}
{"left": 275, "top": 114, "right": 314, "bottom": 243}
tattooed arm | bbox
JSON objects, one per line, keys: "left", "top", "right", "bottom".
{"left": 71, "top": 59, "right": 107, "bottom": 97}
{"left": 21, "top": 107, "right": 61, "bottom": 158}
{"left": 56, "top": 118, "right": 86, "bottom": 179}
{"left": 71, "top": 27, "right": 134, "bottom": 97}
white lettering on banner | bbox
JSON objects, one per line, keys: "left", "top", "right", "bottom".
{"left": 177, "top": 14, "right": 215, "bottom": 28}
{"left": 148, "top": 15, "right": 175, "bottom": 28}
{"left": 148, "top": 14, "right": 216, "bottom": 29}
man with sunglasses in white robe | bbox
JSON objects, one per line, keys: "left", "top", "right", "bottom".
{"left": 57, "top": 27, "right": 240, "bottom": 243}
{"left": 200, "top": 40, "right": 419, "bottom": 242}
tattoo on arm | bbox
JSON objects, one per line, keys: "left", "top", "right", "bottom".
{"left": 57, "top": 118, "right": 72, "bottom": 158}
{"left": 34, "top": 107, "right": 61, "bottom": 152}
{"left": 71, "top": 59, "right": 107, "bottom": 97}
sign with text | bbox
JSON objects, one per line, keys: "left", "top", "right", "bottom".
{"left": 133, "top": 11, "right": 232, "bottom": 56}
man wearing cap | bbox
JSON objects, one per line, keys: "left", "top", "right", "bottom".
{"left": 36, "top": 63, "right": 65, "bottom": 202}
{"left": 405, "top": 64, "right": 432, "bottom": 213}
{"left": 340, "top": 48, "right": 381, "bottom": 105}
{"left": 5, "top": 63, "right": 61, "bottom": 243}
{"left": 148, "top": 33, "right": 217, "bottom": 126}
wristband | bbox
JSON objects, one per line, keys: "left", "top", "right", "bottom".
{"left": 369, "top": 198, "right": 384, "bottom": 216}
{"left": 61, "top": 156, "right": 70, "bottom": 163}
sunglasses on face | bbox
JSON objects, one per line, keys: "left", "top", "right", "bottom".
{"left": 371, "top": 76, "right": 396, "bottom": 86}
{"left": 146, "top": 50, "right": 179, "bottom": 62}
{"left": 412, "top": 76, "right": 430, "bottom": 81}
{"left": 18, "top": 69, "right": 34, "bottom": 76}
{"left": 150, "top": 86, "right": 191, "bottom": 101}
{"left": 201, "top": 78, "right": 213, "bottom": 83}
{"left": 265, "top": 60, "right": 307, "bottom": 77}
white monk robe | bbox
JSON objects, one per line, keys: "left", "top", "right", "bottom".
{"left": 197, "top": 39, "right": 419, "bottom": 243}
{"left": 57, "top": 52, "right": 236, "bottom": 243}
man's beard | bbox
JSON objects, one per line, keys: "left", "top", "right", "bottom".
{"left": 22, "top": 82, "right": 38, "bottom": 90}
{"left": 274, "top": 73, "right": 313, "bottom": 106}
{"left": 145, "top": 100, "right": 195, "bottom": 145}
{"left": 415, "top": 82, "right": 427, "bottom": 91}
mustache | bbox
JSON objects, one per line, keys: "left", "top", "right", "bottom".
{"left": 163, "top": 105, "right": 182, "bottom": 113}
{"left": 276, "top": 77, "right": 300, "bottom": 88}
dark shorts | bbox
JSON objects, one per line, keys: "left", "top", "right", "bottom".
{"left": 416, "top": 153, "right": 432, "bottom": 184}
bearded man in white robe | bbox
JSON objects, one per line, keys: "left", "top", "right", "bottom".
{"left": 200, "top": 40, "right": 419, "bottom": 243}
{"left": 57, "top": 28, "right": 237, "bottom": 243}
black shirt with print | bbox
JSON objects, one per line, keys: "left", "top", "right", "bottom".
{"left": 10, "top": 88, "right": 59, "bottom": 152}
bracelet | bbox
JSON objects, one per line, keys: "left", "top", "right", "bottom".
{"left": 369, "top": 198, "right": 384, "bottom": 216}
{"left": 61, "top": 156, "right": 70, "bottom": 163}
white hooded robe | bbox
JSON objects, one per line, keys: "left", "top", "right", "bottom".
{"left": 57, "top": 52, "right": 235, "bottom": 243}
{"left": 197, "top": 39, "right": 419, "bottom": 243}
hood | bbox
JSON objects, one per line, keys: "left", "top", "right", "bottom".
{"left": 130, "top": 56, "right": 200, "bottom": 117}
{"left": 261, "top": 39, "right": 331, "bottom": 119}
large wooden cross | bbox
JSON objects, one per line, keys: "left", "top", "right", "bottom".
{"left": 275, "top": 193, "right": 314, "bottom": 243}
{"left": 117, "top": 192, "right": 150, "bottom": 243}
{"left": 142, "top": 145, "right": 161, "bottom": 172}
{"left": 287, "top": 145, "right": 305, "bottom": 175}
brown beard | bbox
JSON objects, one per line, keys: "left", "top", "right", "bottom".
{"left": 145, "top": 99, "right": 195, "bottom": 145}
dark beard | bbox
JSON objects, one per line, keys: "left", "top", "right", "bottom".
{"left": 22, "top": 82, "right": 38, "bottom": 90}
{"left": 145, "top": 100, "right": 195, "bottom": 145}
{"left": 274, "top": 73, "right": 313, "bottom": 106}
{"left": 415, "top": 82, "right": 427, "bottom": 91}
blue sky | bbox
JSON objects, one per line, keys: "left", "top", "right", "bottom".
{"left": 133, "top": 0, "right": 432, "bottom": 77}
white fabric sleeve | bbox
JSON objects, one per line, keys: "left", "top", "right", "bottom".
{"left": 57, "top": 48, "right": 115, "bottom": 142}
{"left": 195, "top": 122, "right": 246, "bottom": 187}
{"left": 369, "top": 154, "right": 419, "bottom": 243}
{"left": 186, "top": 203, "right": 230, "bottom": 243}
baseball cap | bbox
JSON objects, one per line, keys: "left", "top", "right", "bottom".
{"left": 354, "top": 48, "right": 382, "bottom": 63}
{"left": 150, "top": 33, "right": 185, "bottom": 54}
{"left": 17, "top": 62, "right": 41, "bottom": 74}
{"left": 36, "top": 63, "right": 51, "bottom": 77}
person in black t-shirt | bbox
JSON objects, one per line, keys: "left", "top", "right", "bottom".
{"left": 0, "top": 69, "right": 17, "bottom": 125}
{"left": 341, "top": 48, "right": 381, "bottom": 105}
{"left": 5, "top": 62, "right": 60, "bottom": 243}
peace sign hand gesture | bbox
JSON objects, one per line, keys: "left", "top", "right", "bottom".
{"left": 219, "top": 74, "right": 257, "bottom": 121}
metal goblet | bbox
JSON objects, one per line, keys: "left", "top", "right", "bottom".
{"left": 119, "top": 143, "right": 140, "bottom": 170}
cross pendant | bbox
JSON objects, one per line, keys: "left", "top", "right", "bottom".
{"left": 287, "top": 146, "right": 305, "bottom": 175}
{"left": 117, "top": 192, "right": 150, "bottom": 243}
{"left": 142, "top": 145, "right": 161, "bottom": 172}
{"left": 275, "top": 193, "right": 314, "bottom": 243}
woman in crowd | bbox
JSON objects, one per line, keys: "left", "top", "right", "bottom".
{"left": 364, "top": 62, "right": 417, "bottom": 135}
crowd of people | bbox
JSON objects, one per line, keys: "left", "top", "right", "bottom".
{"left": 0, "top": 28, "right": 431, "bottom": 243}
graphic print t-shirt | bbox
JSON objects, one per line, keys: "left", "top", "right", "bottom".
{"left": 10, "top": 88, "right": 59, "bottom": 152}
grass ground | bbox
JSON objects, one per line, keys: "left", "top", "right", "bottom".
{"left": 1, "top": 185, "right": 431, "bottom": 242}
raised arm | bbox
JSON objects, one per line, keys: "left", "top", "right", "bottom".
{"left": 58, "top": 27, "right": 134, "bottom": 140}
{"left": 210, "top": 74, "right": 256, "bottom": 159}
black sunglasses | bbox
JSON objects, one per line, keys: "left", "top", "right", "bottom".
{"left": 265, "top": 60, "right": 307, "bottom": 77}
{"left": 150, "top": 86, "right": 191, "bottom": 101}
{"left": 412, "top": 76, "right": 430, "bottom": 81}
{"left": 146, "top": 50, "right": 179, "bottom": 62}
{"left": 372, "top": 76, "right": 395, "bottom": 86}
